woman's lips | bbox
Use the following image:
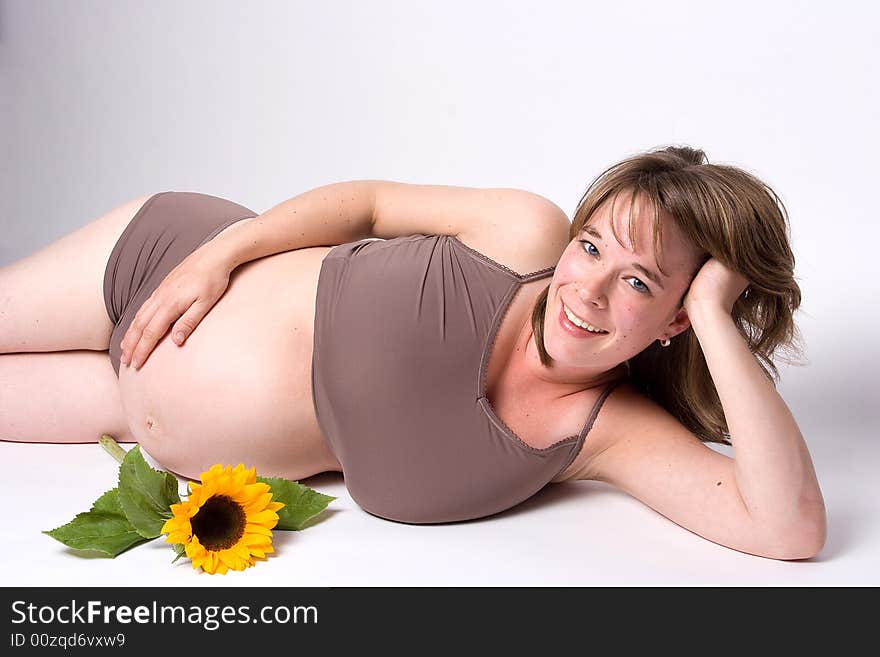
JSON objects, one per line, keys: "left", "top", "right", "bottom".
{"left": 558, "top": 304, "right": 607, "bottom": 339}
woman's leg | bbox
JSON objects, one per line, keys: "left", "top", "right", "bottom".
{"left": 0, "top": 194, "right": 154, "bottom": 442}
{"left": 0, "top": 194, "right": 154, "bottom": 354}
{"left": 0, "top": 350, "right": 134, "bottom": 443}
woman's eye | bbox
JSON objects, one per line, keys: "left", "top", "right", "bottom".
{"left": 627, "top": 277, "right": 650, "bottom": 294}
{"left": 579, "top": 239, "right": 599, "bottom": 256}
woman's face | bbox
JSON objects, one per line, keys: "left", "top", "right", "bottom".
{"left": 542, "top": 194, "right": 703, "bottom": 377}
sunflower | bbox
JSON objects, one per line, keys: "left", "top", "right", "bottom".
{"left": 161, "top": 464, "right": 284, "bottom": 575}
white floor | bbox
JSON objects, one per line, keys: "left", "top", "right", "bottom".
{"left": 1, "top": 426, "right": 875, "bottom": 587}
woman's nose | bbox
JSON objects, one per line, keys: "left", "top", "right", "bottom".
{"left": 578, "top": 280, "right": 607, "bottom": 308}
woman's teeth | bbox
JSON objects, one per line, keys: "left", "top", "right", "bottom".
{"left": 563, "top": 303, "right": 608, "bottom": 333}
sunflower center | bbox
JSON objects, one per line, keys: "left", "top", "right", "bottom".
{"left": 190, "top": 495, "right": 246, "bottom": 551}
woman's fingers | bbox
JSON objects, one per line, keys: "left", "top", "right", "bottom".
{"left": 122, "top": 296, "right": 185, "bottom": 370}
{"left": 127, "top": 321, "right": 167, "bottom": 369}
{"left": 124, "top": 305, "right": 176, "bottom": 370}
{"left": 122, "top": 299, "right": 209, "bottom": 369}
{"left": 170, "top": 304, "right": 204, "bottom": 347}
{"left": 119, "top": 298, "right": 159, "bottom": 366}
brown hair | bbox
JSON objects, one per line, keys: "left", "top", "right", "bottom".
{"left": 530, "top": 145, "right": 805, "bottom": 445}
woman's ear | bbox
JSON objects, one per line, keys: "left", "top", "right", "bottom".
{"left": 665, "top": 306, "right": 691, "bottom": 339}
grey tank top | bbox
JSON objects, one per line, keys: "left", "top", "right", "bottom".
{"left": 311, "top": 233, "right": 622, "bottom": 524}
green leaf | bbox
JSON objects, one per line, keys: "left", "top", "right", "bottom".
{"left": 43, "top": 489, "right": 152, "bottom": 557}
{"left": 256, "top": 476, "right": 336, "bottom": 530}
{"left": 170, "top": 543, "right": 187, "bottom": 564}
{"left": 117, "top": 445, "right": 181, "bottom": 538}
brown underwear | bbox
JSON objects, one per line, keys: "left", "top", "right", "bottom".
{"left": 102, "top": 191, "right": 258, "bottom": 376}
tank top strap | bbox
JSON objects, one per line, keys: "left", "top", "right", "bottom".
{"left": 581, "top": 377, "right": 627, "bottom": 440}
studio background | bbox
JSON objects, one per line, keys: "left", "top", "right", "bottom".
{"left": 1, "top": 0, "right": 877, "bottom": 585}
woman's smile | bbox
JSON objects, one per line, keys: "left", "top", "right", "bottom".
{"left": 558, "top": 302, "right": 609, "bottom": 339}
{"left": 561, "top": 301, "right": 608, "bottom": 332}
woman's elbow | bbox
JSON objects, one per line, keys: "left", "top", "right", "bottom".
{"left": 767, "top": 511, "right": 827, "bottom": 561}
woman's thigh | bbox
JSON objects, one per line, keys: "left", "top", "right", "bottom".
{"left": 0, "top": 350, "right": 133, "bottom": 443}
{"left": 0, "top": 194, "right": 154, "bottom": 354}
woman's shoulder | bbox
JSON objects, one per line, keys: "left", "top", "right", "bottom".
{"left": 453, "top": 198, "right": 571, "bottom": 277}
{"left": 555, "top": 380, "right": 678, "bottom": 482}
{"left": 558, "top": 378, "right": 720, "bottom": 486}
{"left": 371, "top": 183, "right": 572, "bottom": 275}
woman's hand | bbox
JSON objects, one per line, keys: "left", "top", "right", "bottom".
{"left": 119, "top": 246, "right": 235, "bottom": 369}
{"left": 683, "top": 257, "right": 750, "bottom": 318}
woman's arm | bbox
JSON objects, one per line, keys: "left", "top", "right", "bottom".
{"left": 211, "top": 179, "right": 569, "bottom": 270}
{"left": 687, "top": 302, "right": 826, "bottom": 545}
{"left": 684, "top": 258, "right": 826, "bottom": 549}
{"left": 208, "top": 180, "right": 377, "bottom": 271}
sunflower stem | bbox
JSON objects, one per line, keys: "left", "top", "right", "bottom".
{"left": 99, "top": 434, "right": 127, "bottom": 464}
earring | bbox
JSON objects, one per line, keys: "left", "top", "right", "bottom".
{"left": 659, "top": 337, "right": 671, "bottom": 347}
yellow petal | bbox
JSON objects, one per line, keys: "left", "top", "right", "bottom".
{"left": 247, "top": 540, "right": 268, "bottom": 556}
{"left": 211, "top": 470, "right": 231, "bottom": 491}
{"left": 165, "top": 530, "right": 191, "bottom": 545}
{"left": 190, "top": 487, "right": 210, "bottom": 508}
{"left": 218, "top": 550, "right": 247, "bottom": 572}
{"left": 231, "top": 543, "right": 253, "bottom": 562}
{"left": 243, "top": 544, "right": 272, "bottom": 557}
{"left": 231, "top": 465, "right": 248, "bottom": 486}
{"left": 163, "top": 513, "right": 190, "bottom": 529}
{"left": 241, "top": 492, "right": 272, "bottom": 511}
{"left": 242, "top": 529, "right": 274, "bottom": 543}
{"left": 242, "top": 530, "right": 274, "bottom": 545}
{"left": 209, "top": 552, "right": 226, "bottom": 574}
{"left": 201, "top": 553, "right": 218, "bottom": 574}
{"left": 247, "top": 510, "right": 280, "bottom": 528}
{"left": 242, "top": 523, "right": 273, "bottom": 537}
{"left": 243, "top": 482, "right": 271, "bottom": 497}
{"left": 186, "top": 538, "right": 206, "bottom": 560}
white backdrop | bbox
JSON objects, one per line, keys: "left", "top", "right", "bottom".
{"left": 1, "top": 0, "right": 878, "bottom": 585}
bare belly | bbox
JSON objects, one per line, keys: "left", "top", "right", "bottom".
{"left": 116, "top": 242, "right": 342, "bottom": 481}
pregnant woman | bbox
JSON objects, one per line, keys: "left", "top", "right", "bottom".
{"left": 0, "top": 145, "right": 826, "bottom": 559}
